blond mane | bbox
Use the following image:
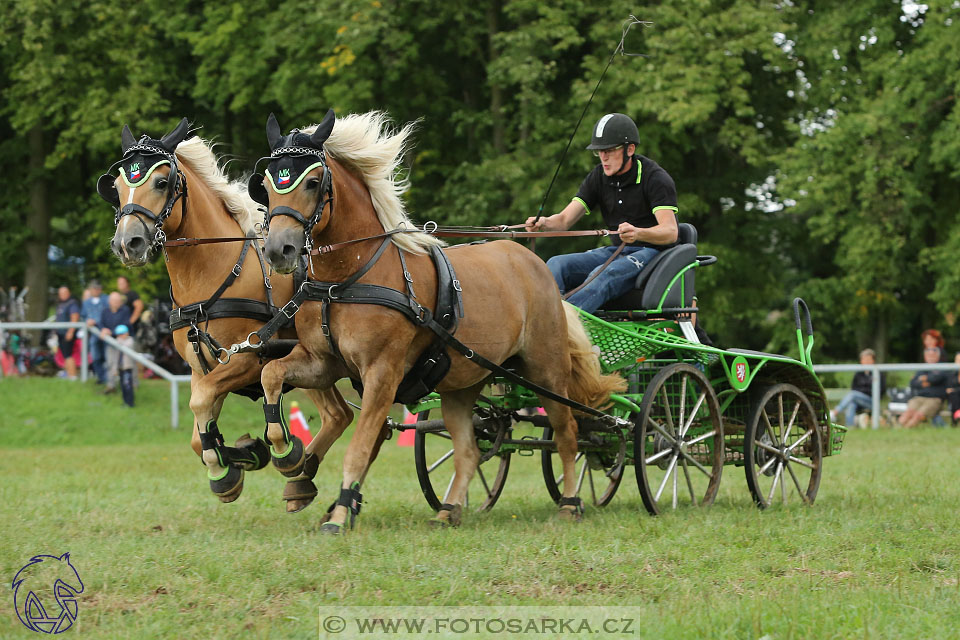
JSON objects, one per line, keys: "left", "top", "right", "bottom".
{"left": 174, "top": 137, "right": 259, "bottom": 235}
{"left": 302, "top": 112, "right": 444, "bottom": 254}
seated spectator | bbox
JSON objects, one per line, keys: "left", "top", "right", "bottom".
{"left": 831, "top": 349, "right": 885, "bottom": 428}
{"left": 899, "top": 346, "right": 949, "bottom": 428}
{"left": 921, "top": 329, "right": 950, "bottom": 362}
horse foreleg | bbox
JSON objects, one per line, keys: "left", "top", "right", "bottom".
{"left": 322, "top": 365, "right": 402, "bottom": 534}
{"left": 261, "top": 346, "right": 335, "bottom": 505}
{"left": 431, "top": 386, "right": 483, "bottom": 527}
{"left": 191, "top": 355, "right": 272, "bottom": 503}
{"left": 283, "top": 386, "right": 355, "bottom": 514}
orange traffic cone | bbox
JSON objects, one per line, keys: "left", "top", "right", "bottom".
{"left": 288, "top": 400, "right": 312, "bottom": 445}
{"left": 397, "top": 407, "right": 417, "bottom": 447}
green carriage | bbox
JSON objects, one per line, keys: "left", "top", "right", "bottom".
{"left": 407, "top": 224, "right": 846, "bottom": 515}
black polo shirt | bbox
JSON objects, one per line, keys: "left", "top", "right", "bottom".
{"left": 573, "top": 154, "right": 678, "bottom": 248}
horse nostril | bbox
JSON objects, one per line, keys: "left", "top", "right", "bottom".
{"left": 281, "top": 244, "right": 298, "bottom": 261}
{"left": 126, "top": 236, "right": 146, "bottom": 256}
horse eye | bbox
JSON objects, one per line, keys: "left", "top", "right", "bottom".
{"left": 305, "top": 178, "right": 320, "bottom": 190}
{"left": 155, "top": 177, "right": 168, "bottom": 190}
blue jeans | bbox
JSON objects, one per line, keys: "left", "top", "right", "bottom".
{"left": 835, "top": 390, "right": 872, "bottom": 425}
{"left": 547, "top": 245, "right": 660, "bottom": 313}
{"left": 89, "top": 335, "right": 107, "bottom": 384}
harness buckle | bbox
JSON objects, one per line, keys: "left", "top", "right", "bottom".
{"left": 281, "top": 299, "right": 300, "bottom": 319}
{"left": 452, "top": 279, "right": 462, "bottom": 292}
{"left": 264, "top": 276, "right": 272, "bottom": 290}
{"left": 321, "top": 324, "right": 330, "bottom": 337}
{"left": 232, "top": 263, "right": 242, "bottom": 277}
{"left": 403, "top": 270, "right": 413, "bottom": 284}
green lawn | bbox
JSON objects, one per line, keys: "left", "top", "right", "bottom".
{"left": 1, "top": 377, "right": 958, "bottom": 639}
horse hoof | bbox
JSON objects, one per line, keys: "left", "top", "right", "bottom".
{"left": 557, "top": 505, "right": 583, "bottom": 522}
{"left": 320, "top": 522, "right": 344, "bottom": 535}
{"left": 283, "top": 479, "right": 318, "bottom": 513}
{"left": 429, "top": 503, "right": 462, "bottom": 528}
{"left": 209, "top": 466, "right": 244, "bottom": 503}
{"left": 235, "top": 433, "right": 270, "bottom": 471}
{"left": 272, "top": 436, "right": 305, "bottom": 478}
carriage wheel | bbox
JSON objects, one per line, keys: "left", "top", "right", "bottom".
{"left": 541, "top": 426, "right": 623, "bottom": 507}
{"left": 413, "top": 410, "right": 511, "bottom": 512}
{"left": 744, "top": 384, "right": 822, "bottom": 509}
{"left": 635, "top": 363, "right": 724, "bottom": 515}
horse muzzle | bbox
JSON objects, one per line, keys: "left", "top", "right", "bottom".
{"left": 264, "top": 227, "right": 305, "bottom": 274}
{"left": 111, "top": 230, "right": 151, "bottom": 267}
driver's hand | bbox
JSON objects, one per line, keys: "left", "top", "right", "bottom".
{"left": 525, "top": 216, "right": 547, "bottom": 232}
{"left": 618, "top": 222, "right": 639, "bottom": 244}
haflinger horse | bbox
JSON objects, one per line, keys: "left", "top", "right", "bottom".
{"left": 100, "top": 118, "right": 380, "bottom": 512}
{"left": 250, "top": 109, "right": 625, "bottom": 532}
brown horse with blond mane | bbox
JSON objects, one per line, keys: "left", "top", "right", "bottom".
{"left": 100, "top": 118, "right": 376, "bottom": 511}
{"left": 250, "top": 109, "right": 624, "bottom": 532}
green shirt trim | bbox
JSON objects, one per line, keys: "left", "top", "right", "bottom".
{"left": 573, "top": 196, "right": 591, "bottom": 216}
{"left": 652, "top": 206, "right": 679, "bottom": 214}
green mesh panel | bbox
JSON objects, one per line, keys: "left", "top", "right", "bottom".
{"left": 577, "top": 311, "right": 717, "bottom": 373}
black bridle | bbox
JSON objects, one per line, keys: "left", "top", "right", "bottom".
{"left": 97, "top": 142, "right": 188, "bottom": 252}
{"left": 248, "top": 146, "right": 334, "bottom": 256}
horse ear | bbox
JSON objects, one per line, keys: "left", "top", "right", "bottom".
{"left": 266, "top": 113, "right": 282, "bottom": 150}
{"left": 59, "top": 552, "right": 71, "bottom": 562}
{"left": 160, "top": 117, "right": 189, "bottom": 151}
{"left": 121, "top": 125, "right": 136, "bottom": 152}
{"left": 310, "top": 109, "right": 335, "bottom": 147}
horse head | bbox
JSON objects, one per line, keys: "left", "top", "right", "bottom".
{"left": 250, "top": 110, "right": 335, "bottom": 274}
{"left": 99, "top": 118, "right": 190, "bottom": 266}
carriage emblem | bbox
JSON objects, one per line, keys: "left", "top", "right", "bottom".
{"left": 735, "top": 362, "right": 746, "bottom": 383}
{"left": 277, "top": 168, "right": 291, "bottom": 186}
{"left": 11, "top": 552, "right": 84, "bottom": 634}
{"left": 129, "top": 163, "right": 141, "bottom": 180}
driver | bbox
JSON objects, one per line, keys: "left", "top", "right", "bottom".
{"left": 525, "top": 113, "right": 679, "bottom": 313}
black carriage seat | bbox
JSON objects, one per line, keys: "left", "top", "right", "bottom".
{"left": 600, "top": 222, "right": 704, "bottom": 313}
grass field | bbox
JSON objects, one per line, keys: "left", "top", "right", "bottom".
{"left": 1, "top": 377, "right": 958, "bottom": 639}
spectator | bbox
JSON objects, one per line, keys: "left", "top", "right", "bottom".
{"left": 899, "top": 346, "right": 949, "bottom": 428}
{"left": 81, "top": 280, "right": 109, "bottom": 384}
{"left": 54, "top": 286, "right": 81, "bottom": 380}
{"left": 117, "top": 275, "right": 143, "bottom": 330}
{"left": 113, "top": 325, "right": 136, "bottom": 408}
{"left": 921, "top": 329, "right": 950, "bottom": 362}
{"left": 831, "top": 349, "right": 886, "bottom": 428}
{"left": 100, "top": 292, "right": 132, "bottom": 393}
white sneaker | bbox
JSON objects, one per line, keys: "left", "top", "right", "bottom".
{"left": 855, "top": 413, "right": 871, "bottom": 429}
{"left": 829, "top": 409, "right": 838, "bottom": 423}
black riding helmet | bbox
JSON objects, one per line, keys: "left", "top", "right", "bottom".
{"left": 585, "top": 113, "right": 639, "bottom": 150}
{"left": 586, "top": 113, "right": 639, "bottom": 174}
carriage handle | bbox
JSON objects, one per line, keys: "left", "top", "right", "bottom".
{"left": 793, "top": 297, "right": 814, "bottom": 367}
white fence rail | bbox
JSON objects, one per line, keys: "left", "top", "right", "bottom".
{"left": 0, "top": 321, "right": 191, "bottom": 428}
{"left": 813, "top": 362, "right": 959, "bottom": 429}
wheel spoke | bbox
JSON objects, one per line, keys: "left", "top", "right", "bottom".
{"left": 785, "top": 462, "right": 810, "bottom": 504}
{"left": 477, "top": 466, "right": 492, "bottom": 498}
{"left": 554, "top": 451, "right": 584, "bottom": 486}
{"left": 787, "top": 455, "right": 817, "bottom": 470}
{"left": 680, "top": 391, "right": 707, "bottom": 438}
{"left": 766, "top": 462, "right": 782, "bottom": 504}
{"left": 647, "top": 419, "right": 679, "bottom": 446}
{"left": 587, "top": 464, "right": 598, "bottom": 505}
{"left": 442, "top": 472, "right": 456, "bottom": 503}
{"left": 778, "top": 393, "right": 785, "bottom": 444}
{"left": 575, "top": 457, "right": 588, "bottom": 494}
{"left": 427, "top": 448, "right": 455, "bottom": 474}
{"left": 645, "top": 447, "right": 673, "bottom": 466}
{"left": 757, "top": 453, "right": 778, "bottom": 476}
{"left": 761, "top": 408, "right": 779, "bottom": 447}
{"left": 678, "top": 376, "right": 687, "bottom": 438}
{"left": 678, "top": 448, "right": 712, "bottom": 477}
{"left": 685, "top": 429, "right": 716, "bottom": 447}
{"left": 755, "top": 440, "right": 780, "bottom": 455}
{"left": 672, "top": 460, "right": 679, "bottom": 510}
{"left": 660, "top": 387, "right": 676, "bottom": 436}
{"left": 681, "top": 458, "right": 696, "bottom": 502}
{"left": 786, "top": 400, "right": 801, "bottom": 433}
{"left": 786, "top": 428, "right": 815, "bottom": 453}
{"left": 655, "top": 455, "right": 679, "bottom": 502}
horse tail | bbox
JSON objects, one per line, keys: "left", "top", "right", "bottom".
{"left": 563, "top": 302, "right": 626, "bottom": 410}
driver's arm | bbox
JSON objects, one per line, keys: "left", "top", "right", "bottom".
{"left": 525, "top": 200, "right": 587, "bottom": 232}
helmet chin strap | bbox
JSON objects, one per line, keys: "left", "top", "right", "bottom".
{"left": 618, "top": 146, "right": 632, "bottom": 174}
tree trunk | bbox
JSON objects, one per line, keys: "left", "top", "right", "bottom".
{"left": 25, "top": 126, "right": 51, "bottom": 324}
